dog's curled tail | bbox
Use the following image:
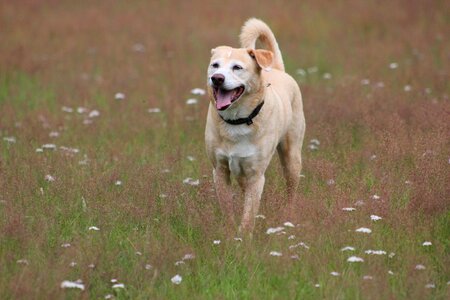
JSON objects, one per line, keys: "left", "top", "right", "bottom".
{"left": 240, "top": 18, "right": 285, "bottom": 72}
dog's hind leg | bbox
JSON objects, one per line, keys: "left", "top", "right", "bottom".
{"left": 277, "top": 132, "right": 303, "bottom": 199}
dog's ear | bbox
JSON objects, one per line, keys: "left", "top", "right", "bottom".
{"left": 248, "top": 49, "right": 273, "bottom": 70}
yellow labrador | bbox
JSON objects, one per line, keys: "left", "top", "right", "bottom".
{"left": 205, "top": 18, "right": 305, "bottom": 232}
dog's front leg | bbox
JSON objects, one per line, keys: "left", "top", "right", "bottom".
{"left": 239, "top": 174, "right": 265, "bottom": 232}
{"left": 213, "top": 166, "right": 235, "bottom": 226}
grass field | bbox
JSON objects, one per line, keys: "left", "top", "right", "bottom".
{"left": 1, "top": 0, "right": 449, "bottom": 299}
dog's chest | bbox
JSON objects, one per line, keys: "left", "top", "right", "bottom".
{"left": 215, "top": 139, "right": 257, "bottom": 176}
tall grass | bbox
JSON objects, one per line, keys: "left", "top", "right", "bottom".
{"left": 0, "top": 0, "right": 449, "bottom": 298}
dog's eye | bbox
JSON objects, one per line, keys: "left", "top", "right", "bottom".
{"left": 211, "top": 63, "right": 219, "bottom": 68}
{"left": 233, "top": 65, "right": 243, "bottom": 71}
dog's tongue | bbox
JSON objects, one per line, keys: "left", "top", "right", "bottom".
{"left": 216, "top": 89, "right": 234, "bottom": 110}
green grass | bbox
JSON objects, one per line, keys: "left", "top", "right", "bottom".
{"left": 1, "top": 0, "right": 449, "bottom": 299}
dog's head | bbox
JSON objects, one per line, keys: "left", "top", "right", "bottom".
{"left": 207, "top": 46, "right": 273, "bottom": 111}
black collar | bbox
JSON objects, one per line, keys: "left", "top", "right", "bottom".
{"left": 219, "top": 101, "right": 265, "bottom": 126}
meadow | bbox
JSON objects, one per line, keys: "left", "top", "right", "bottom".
{"left": 0, "top": 0, "right": 449, "bottom": 299}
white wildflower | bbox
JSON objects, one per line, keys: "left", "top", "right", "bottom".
{"left": 347, "top": 256, "right": 364, "bottom": 262}
{"left": 422, "top": 241, "right": 432, "bottom": 246}
{"left": 326, "top": 179, "right": 335, "bottom": 185}
{"left": 389, "top": 62, "right": 398, "bottom": 69}
{"left": 288, "top": 235, "right": 296, "bottom": 240}
{"left": 182, "top": 177, "right": 199, "bottom": 186}
{"left": 370, "top": 215, "right": 382, "bottom": 221}
{"left": 363, "top": 275, "right": 373, "bottom": 280}
{"left": 77, "top": 107, "right": 88, "bottom": 114}
{"left": 186, "top": 98, "right": 198, "bottom": 105}
{"left": 425, "top": 283, "right": 435, "bottom": 289}
{"left": 415, "top": 264, "right": 426, "bottom": 270}
{"left": 174, "top": 260, "right": 185, "bottom": 266}
{"left": 112, "top": 283, "right": 125, "bottom": 289}
{"left": 171, "top": 274, "right": 182, "bottom": 284}
{"left": 361, "top": 79, "right": 370, "bottom": 85}
{"left": 49, "top": 131, "right": 60, "bottom": 138}
{"left": 355, "top": 227, "right": 372, "bottom": 233}
{"left": 145, "top": 264, "right": 152, "bottom": 270}
{"left": 36, "top": 148, "right": 43, "bottom": 153}
{"left": 60, "top": 146, "right": 79, "bottom": 154}
{"left": 115, "top": 93, "right": 125, "bottom": 100}
{"left": 60, "top": 280, "right": 85, "bottom": 290}
{"left": 341, "top": 246, "right": 355, "bottom": 252}
{"left": 255, "top": 214, "right": 266, "bottom": 219}
{"left": 213, "top": 240, "right": 221, "bottom": 245}
{"left": 16, "top": 259, "right": 29, "bottom": 265}
{"left": 314, "top": 283, "right": 320, "bottom": 288}
{"left": 115, "top": 180, "right": 122, "bottom": 186}
{"left": 61, "top": 106, "right": 73, "bottom": 113}
{"left": 404, "top": 85, "right": 412, "bottom": 92}
{"left": 45, "top": 175, "right": 55, "bottom": 182}
{"left": 388, "top": 270, "right": 394, "bottom": 275}
{"left": 191, "top": 88, "right": 206, "bottom": 95}
{"left": 88, "top": 110, "right": 100, "bottom": 118}
{"left": 42, "top": 144, "right": 57, "bottom": 150}
{"left": 308, "top": 144, "right": 318, "bottom": 151}
{"left": 371, "top": 194, "right": 380, "bottom": 200}
{"left": 291, "top": 255, "right": 300, "bottom": 260}
{"left": 266, "top": 227, "right": 285, "bottom": 235}
{"left": 388, "top": 252, "right": 396, "bottom": 258}
{"left": 330, "top": 271, "right": 340, "bottom": 276}
{"left": 342, "top": 207, "right": 356, "bottom": 212}
{"left": 289, "top": 242, "right": 309, "bottom": 250}
{"left": 69, "top": 261, "right": 77, "bottom": 267}
{"left": 323, "top": 73, "right": 332, "bottom": 79}
{"left": 310, "top": 138, "right": 320, "bottom": 145}
{"left": 182, "top": 253, "right": 195, "bottom": 260}
{"left": 78, "top": 155, "right": 89, "bottom": 165}
{"left": 61, "top": 243, "right": 71, "bottom": 248}
{"left": 269, "top": 251, "right": 282, "bottom": 257}
{"left": 283, "top": 221, "right": 295, "bottom": 228}
{"left": 88, "top": 226, "right": 100, "bottom": 231}
{"left": 234, "top": 237, "right": 243, "bottom": 242}
{"left": 365, "top": 250, "right": 387, "bottom": 255}
{"left": 186, "top": 156, "right": 195, "bottom": 161}
{"left": 296, "top": 69, "right": 306, "bottom": 76}
{"left": 148, "top": 108, "right": 161, "bottom": 113}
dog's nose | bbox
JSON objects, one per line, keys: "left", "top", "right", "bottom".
{"left": 211, "top": 74, "right": 225, "bottom": 86}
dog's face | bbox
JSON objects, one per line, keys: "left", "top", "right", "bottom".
{"left": 207, "top": 46, "right": 273, "bottom": 111}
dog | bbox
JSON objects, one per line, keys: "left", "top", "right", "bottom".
{"left": 205, "top": 18, "right": 305, "bottom": 232}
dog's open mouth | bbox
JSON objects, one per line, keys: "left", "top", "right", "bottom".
{"left": 213, "top": 86, "right": 245, "bottom": 111}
